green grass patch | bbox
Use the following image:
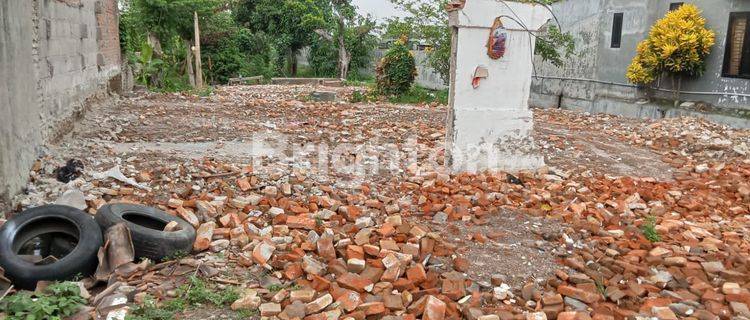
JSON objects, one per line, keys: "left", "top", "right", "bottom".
{"left": 1, "top": 282, "right": 86, "bottom": 320}
{"left": 388, "top": 86, "right": 448, "bottom": 105}
{"left": 351, "top": 86, "right": 448, "bottom": 105}
{"left": 642, "top": 215, "right": 662, "bottom": 243}
{"left": 126, "top": 276, "right": 241, "bottom": 320}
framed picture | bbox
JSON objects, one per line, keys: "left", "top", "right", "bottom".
{"left": 487, "top": 17, "right": 508, "bottom": 60}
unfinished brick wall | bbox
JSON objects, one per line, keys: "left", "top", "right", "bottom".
{"left": 0, "top": 0, "right": 121, "bottom": 201}
{"left": 95, "top": 0, "right": 120, "bottom": 68}
{"left": 35, "top": 0, "right": 121, "bottom": 141}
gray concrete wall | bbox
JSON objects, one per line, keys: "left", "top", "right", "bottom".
{"left": 413, "top": 51, "right": 448, "bottom": 90}
{"left": 531, "top": 0, "right": 750, "bottom": 115}
{"left": 530, "top": 0, "right": 603, "bottom": 109}
{"left": 0, "top": 1, "right": 41, "bottom": 201}
{"left": 0, "top": 0, "right": 120, "bottom": 201}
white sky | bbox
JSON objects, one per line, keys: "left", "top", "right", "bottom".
{"left": 352, "top": 0, "right": 408, "bottom": 21}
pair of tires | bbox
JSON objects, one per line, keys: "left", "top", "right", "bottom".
{"left": 0, "top": 203, "right": 196, "bottom": 289}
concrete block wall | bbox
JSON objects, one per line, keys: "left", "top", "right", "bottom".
{"left": 0, "top": 1, "right": 40, "bottom": 203}
{"left": 0, "top": 0, "right": 120, "bottom": 201}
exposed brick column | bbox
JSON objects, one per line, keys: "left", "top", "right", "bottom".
{"left": 94, "top": 0, "right": 120, "bottom": 70}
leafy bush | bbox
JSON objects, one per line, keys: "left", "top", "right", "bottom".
{"left": 535, "top": 25, "right": 576, "bottom": 67}
{"left": 238, "top": 31, "right": 280, "bottom": 80}
{"left": 201, "top": 13, "right": 281, "bottom": 84}
{"left": 376, "top": 38, "right": 417, "bottom": 96}
{"left": 131, "top": 41, "right": 163, "bottom": 87}
{"left": 307, "top": 39, "right": 340, "bottom": 77}
{"left": 1, "top": 282, "right": 86, "bottom": 320}
{"left": 627, "top": 4, "right": 715, "bottom": 85}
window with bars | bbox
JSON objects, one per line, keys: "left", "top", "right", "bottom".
{"left": 611, "top": 13, "right": 623, "bottom": 48}
{"left": 723, "top": 12, "right": 750, "bottom": 79}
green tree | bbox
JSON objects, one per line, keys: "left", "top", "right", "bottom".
{"left": 130, "top": 0, "right": 220, "bottom": 42}
{"left": 234, "top": 0, "right": 329, "bottom": 75}
{"left": 382, "top": 18, "right": 414, "bottom": 40}
{"left": 200, "top": 12, "right": 253, "bottom": 84}
{"left": 312, "top": 1, "right": 377, "bottom": 79}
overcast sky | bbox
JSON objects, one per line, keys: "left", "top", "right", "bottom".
{"left": 352, "top": 0, "right": 408, "bottom": 21}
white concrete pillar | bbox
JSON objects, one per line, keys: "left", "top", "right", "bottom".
{"left": 446, "top": 0, "right": 551, "bottom": 172}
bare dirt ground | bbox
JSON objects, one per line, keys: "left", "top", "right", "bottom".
{"left": 4, "top": 85, "right": 632, "bottom": 291}
{"left": 2, "top": 85, "right": 749, "bottom": 320}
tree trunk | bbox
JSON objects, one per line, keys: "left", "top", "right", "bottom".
{"left": 290, "top": 49, "right": 298, "bottom": 76}
{"left": 673, "top": 75, "right": 682, "bottom": 107}
{"left": 193, "top": 12, "right": 204, "bottom": 89}
{"left": 147, "top": 33, "right": 163, "bottom": 86}
{"left": 147, "top": 32, "right": 163, "bottom": 58}
{"left": 336, "top": 16, "right": 350, "bottom": 80}
{"left": 185, "top": 40, "right": 196, "bottom": 87}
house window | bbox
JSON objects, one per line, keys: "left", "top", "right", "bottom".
{"left": 611, "top": 13, "right": 623, "bottom": 48}
{"left": 723, "top": 12, "right": 750, "bottom": 78}
{"left": 669, "top": 2, "right": 684, "bottom": 11}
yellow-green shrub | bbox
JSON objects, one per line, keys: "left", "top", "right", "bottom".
{"left": 626, "top": 4, "right": 715, "bottom": 85}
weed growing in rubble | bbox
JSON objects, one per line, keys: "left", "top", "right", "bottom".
{"left": 192, "top": 86, "right": 214, "bottom": 97}
{"left": 350, "top": 89, "right": 379, "bottom": 103}
{"left": 126, "top": 296, "right": 184, "bottom": 320}
{"left": 595, "top": 279, "right": 607, "bottom": 298}
{"left": 642, "top": 216, "right": 662, "bottom": 243}
{"left": 163, "top": 250, "right": 189, "bottom": 261}
{"left": 127, "top": 277, "right": 241, "bottom": 320}
{"left": 1, "top": 282, "right": 86, "bottom": 320}
{"left": 181, "top": 276, "right": 240, "bottom": 306}
{"left": 266, "top": 284, "right": 283, "bottom": 292}
{"left": 235, "top": 309, "right": 259, "bottom": 318}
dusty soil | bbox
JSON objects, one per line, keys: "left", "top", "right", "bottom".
{"left": 417, "top": 210, "right": 568, "bottom": 290}
{"left": 537, "top": 123, "right": 675, "bottom": 180}
{"left": 0, "top": 85, "right": 677, "bottom": 286}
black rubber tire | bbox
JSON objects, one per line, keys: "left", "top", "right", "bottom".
{"left": 95, "top": 203, "right": 196, "bottom": 262}
{"left": 0, "top": 205, "right": 103, "bottom": 290}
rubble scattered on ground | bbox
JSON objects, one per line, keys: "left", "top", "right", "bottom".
{"left": 1, "top": 85, "right": 749, "bottom": 319}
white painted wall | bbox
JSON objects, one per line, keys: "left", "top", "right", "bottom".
{"left": 447, "top": 0, "right": 550, "bottom": 172}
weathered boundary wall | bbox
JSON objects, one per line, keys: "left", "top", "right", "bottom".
{"left": 300, "top": 48, "right": 449, "bottom": 90}
{"left": 0, "top": 0, "right": 120, "bottom": 201}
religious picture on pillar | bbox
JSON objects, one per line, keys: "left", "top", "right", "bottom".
{"left": 487, "top": 17, "right": 507, "bottom": 60}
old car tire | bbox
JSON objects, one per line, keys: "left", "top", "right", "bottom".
{"left": 0, "top": 205, "right": 103, "bottom": 290}
{"left": 95, "top": 203, "right": 196, "bottom": 261}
